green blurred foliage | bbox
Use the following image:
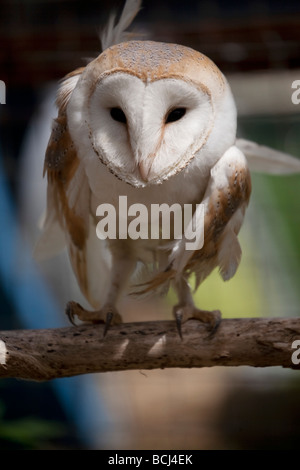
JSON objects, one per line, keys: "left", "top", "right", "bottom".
{"left": 0, "top": 399, "right": 66, "bottom": 449}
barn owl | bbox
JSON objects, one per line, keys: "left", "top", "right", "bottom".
{"left": 36, "top": 0, "right": 300, "bottom": 337}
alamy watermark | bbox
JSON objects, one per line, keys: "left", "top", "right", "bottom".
{"left": 95, "top": 196, "right": 204, "bottom": 250}
{"left": 0, "top": 80, "right": 6, "bottom": 104}
{"left": 291, "top": 340, "right": 300, "bottom": 365}
{"left": 291, "top": 80, "right": 300, "bottom": 105}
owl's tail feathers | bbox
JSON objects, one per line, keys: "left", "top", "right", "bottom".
{"left": 100, "top": 0, "right": 142, "bottom": 51}
{"left": 236, "top": 138, "right": 300, "bottom": 175}
{"left": 131, "top": 265, "right": 176, "bottom": 297}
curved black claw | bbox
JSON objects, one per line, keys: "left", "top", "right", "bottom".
{"left": 66, "top": 301, "right": 78, "bottom": 326}
{"left": 175, "top": 311, "right": 183, "bottom": 340}
{"left": 103, "top": 311, "right": 114, "bottom": 337}
{"left": 205, "top": 317, "right": 222, "bottom": 339}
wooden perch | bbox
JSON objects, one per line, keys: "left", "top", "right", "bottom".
{"left": 0, "top": 317, "right": 300, "bottom": 381}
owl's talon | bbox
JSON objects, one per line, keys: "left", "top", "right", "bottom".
{"left": 66, "top": 303, "right": 75, "bottom": 326}
{"left": 175, "top": 311, "right": 183, "bottom": 340}
{"left": 205, "top": 314, "right": 222, "bottom": 339}
{"left": 66, "top": 301, "right": 83, "bottom": 326}
{"left": 173, "top": 305, "right": 222, "bottom": 339}
{"left": 67, "top": 311, "right": 76, "bottom": 326}
{"left": 103, "top": 311, "right": 114, "bottom": 337}
{"left": 65, "top": 301, "right": 123, "bottom": 336}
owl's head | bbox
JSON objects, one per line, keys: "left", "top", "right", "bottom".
{"left": 67, "top": 41, "right": 237, "bottom": 187}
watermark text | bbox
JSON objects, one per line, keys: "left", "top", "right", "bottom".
{"left": 291, "top": 80, "right": 300, "bottom": 105}
{"left": 0, "top": 80, "right": 6, "bottom": 104}
{"left": 96, "top": 196, "right": 204, "bottom": 250}
{"left": 291, "top": 340, "right": 300, "bottom": 365}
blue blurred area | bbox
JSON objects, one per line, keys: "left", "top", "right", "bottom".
{"left": 0, "top": 153, "right": 62, "bottom": 329}
{"left": 0, "top": 148, "right": 110, "bottom": 449}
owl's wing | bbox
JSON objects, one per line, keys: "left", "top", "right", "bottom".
{"left": 35, "top": 68, "right": 110, "bottom": 307}
{"left": 236, "top": 138, "right": 300, "bottom": 174}
{"left": 100, "top": 0, "right": 142, "bottom": 50}
{"left": 34, "top": 68, "right": 84, "bottom": 257}
{"left": 178, "top": 145, "right": 251, "bottom": 284}
{"left": 141, "top": 146, "right": 251, "bottom": 293}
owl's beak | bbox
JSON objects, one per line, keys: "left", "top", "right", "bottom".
{"left": 138, "top": 160, "right": 152, "bottom": 182}
{"left": 133, "top": 140, "right": 155, "bottom": 182}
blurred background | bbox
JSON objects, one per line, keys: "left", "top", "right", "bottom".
{"left": 0, "top": 0, "right": 300, "bottom": 450}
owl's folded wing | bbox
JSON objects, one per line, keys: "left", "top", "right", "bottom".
{"left": 179, "top": 145, "right": 251, "bottom": 285}
{"left": 34, "top": 70, "right": 111, "bottom": 308}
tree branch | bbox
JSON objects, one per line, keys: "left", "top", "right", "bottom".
{"left": 0, "top": 318, "right": 300, "bottom": 381}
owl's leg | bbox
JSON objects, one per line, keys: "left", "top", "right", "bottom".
{"left": 172, "top": 277, "right": 221, "bottom": 339}
{"left": 66, "top": 241, "right": 136, "bottom": 335}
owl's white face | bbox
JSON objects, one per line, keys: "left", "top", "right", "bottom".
{"left": 67, "top": 41, "right": 237, "bottom": 188}
{"left": 88, "top": 72, "right": 214, "bottom": 186}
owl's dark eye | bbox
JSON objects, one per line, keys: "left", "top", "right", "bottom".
{"left": 165, "top": 107, "right": 186, "bottom": 124}
{"left": 110, "top": 107, "right": 127, "bottom": 124}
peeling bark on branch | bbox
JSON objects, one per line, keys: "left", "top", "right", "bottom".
{"left": 0, "top": 317, "right": 300, "bottom": 381}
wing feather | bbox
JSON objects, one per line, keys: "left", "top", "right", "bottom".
{"left": 35, "top": 68, "right": 107, "bottom": 307}
{"left": 236, "top": 138, "right": 300, "bottom": 174}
